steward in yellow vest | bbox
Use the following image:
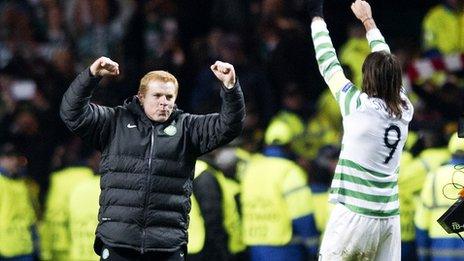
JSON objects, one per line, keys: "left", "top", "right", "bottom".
{"left": 422, "top": 3, "right": 464, "bottom": 55}
{"left": 415, "top": 133, "right": 464, "bottom": 260}
{"left": 266, "top": 110, "right": 305, "bottom": 158}
{"left": 398, "top": 150, "right": 417, "bottom": 260}
{"left": 295, "top": 91, "right": 341, "bottom": 161}
{"left": 188, "top": 160, "right": 245, "bottom": 261}
{"left": 40, "top": 165, "right": 95, "bottom": 260}
{"left": 68, "top": 175, "right": 101, "bottom": 261}
{"left": 399, "top": 133, "right": 450, "bottom": 260}
{"left": 241, "top": 123, "right": 319, "bottom": 261}
{"left": 0, "top": 144, "right": 37, "bottom": 260}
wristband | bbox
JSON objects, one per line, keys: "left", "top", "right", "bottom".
{"left": 362, "top": 17, "right": 373, "bottom": 24}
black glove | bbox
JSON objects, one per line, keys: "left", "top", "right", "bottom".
{"left": 307, "top": 0, "right": 324, "bottom": 19}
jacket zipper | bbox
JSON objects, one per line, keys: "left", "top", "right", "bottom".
{"left": 141, "top": 125, "right": 155, "bottom": 253}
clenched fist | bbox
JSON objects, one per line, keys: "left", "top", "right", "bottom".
{"left": 90, "top": 57, "right": 120, "bottom": 77}
{"left": 210, "top": 61, "right": 236, "bottom": 89}
{"left": 351, "top": 0, "right": 372, "bottom": 23}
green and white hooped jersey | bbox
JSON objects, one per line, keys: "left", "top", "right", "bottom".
{"left": 332, "top": 84, "right": 413, "bottom": 217}
{"left": 311, "top": 19, "right": 414, "bottom": 217}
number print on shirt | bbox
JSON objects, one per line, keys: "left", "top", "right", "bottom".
{"left": 383, "top": 125, "right": 401, "bottom": 164}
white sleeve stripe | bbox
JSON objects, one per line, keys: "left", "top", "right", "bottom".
{"left": 311, "top": 19, "right": 328, "bottom": 34}
{"left": 366, "top": 28, "right": 391, "bottom": 53}
{"left": 372, "top": 44, "right": 390, "bottom": 53}
{"left": 343, "top": 87, "right": 357, "bottom": 116}
{"left": 323, "top": 66, "right": 343, "bottom": 83}
{"left": 335, "top": 164, "right": 397, "bottom": 183}
{"left": 331, "top": 179, "right": 398, "bottom": 197}
{"left": 314, "top": 36, "right": 333, "bottom": 47}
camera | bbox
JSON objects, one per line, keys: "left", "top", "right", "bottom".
{"left": 437, "top": 121, "right": 464, "bottom": 238}
{"left": 437, "top": 197, "right": 464, "bottom": 234}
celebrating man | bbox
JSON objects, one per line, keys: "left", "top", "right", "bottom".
{"left": 60, "top": 57, "right": 245, "bottom": 261}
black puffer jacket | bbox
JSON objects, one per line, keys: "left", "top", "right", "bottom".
{"left": 60, "top": 69, "right": 245, "bottom": 253}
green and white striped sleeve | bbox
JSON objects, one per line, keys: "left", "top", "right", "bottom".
{"left": 337, "top": 82, "right": 362, "bottom": 117}
{"left": 366, "top": 28, "right": 390, "bottom": 53}
{"left": 311, "top": 19, "right": 349, "bottom": 95}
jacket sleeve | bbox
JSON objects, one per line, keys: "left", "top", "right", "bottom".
{"left": 193, "top": 171, "right": 230, "bottom": 260}
{"left": 59, "top": 69, "right": 115, "bottom": 150}
{"left": 188, "top": 81, "right": 245, "bottom": 156}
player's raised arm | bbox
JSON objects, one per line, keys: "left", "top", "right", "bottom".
{"left": 351, "top": 0, "right": 390, "bottom": 53}
{"left": 309, "top": 0, "right": 350, "bottom": 96}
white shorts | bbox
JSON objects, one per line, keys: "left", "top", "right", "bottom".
{"left": 318, "top": 203, "right": 401, "bottom": 261}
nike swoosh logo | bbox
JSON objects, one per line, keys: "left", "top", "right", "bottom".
{"left": 127, "top": 124, "right": 137, "bottom": 128}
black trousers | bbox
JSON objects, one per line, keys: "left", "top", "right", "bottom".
{"left": 99, "top": 245, "right": 186, "bottom": 261}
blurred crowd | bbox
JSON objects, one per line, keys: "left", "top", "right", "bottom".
{"left": 1, "top": 0, "right": 464, "bottom": 260}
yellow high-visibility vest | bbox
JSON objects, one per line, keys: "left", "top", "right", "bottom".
{"left": 399, "top": 148, "right": 450, "bottom": 242}
{"left": 242, "top": 156, "right": 313, "bottom": 245}
{"left": 214, "top": 172, "right": 246, "bottom": 253}
{"left": 69, "top": 175, "right": 100, "bottom": 261}
{"left": 40, "top": 166, "right": 94, "bottom": 261}
{"left": 0, "top": 174, "right": 36, "bottom": 258}
{"left": 415, "top": 164, "right": 464, "bottom": 238}
{"left": 187, "top": 161, "right": 208, "bottom": 254}
{"left": 187, "top": 161, "right": 245, "bottom": 254}
{"left": 398, "top": 151, "right": 416, "bottom": 241}
{"left": 423, "top": 5, "right": 464, "bottom": 54}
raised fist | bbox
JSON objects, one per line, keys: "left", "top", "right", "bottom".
{"left": 90, "top": 57, "right": 120, "bottom": 77}
{"left": 210, "top": 61, "right": 236, "bottom": 89}
{"left": 351, "top": 0, "right": 373, "bottom": 23}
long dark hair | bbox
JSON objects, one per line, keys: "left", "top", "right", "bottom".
{"left": 362, "top": 51, "right": 407, "bottom": 118}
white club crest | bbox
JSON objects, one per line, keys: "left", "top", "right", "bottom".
{"left": 164, "top": 125, "right": 177, "bottom": 136}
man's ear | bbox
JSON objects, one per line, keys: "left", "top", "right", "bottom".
{"left": 137, "top": 92, "right": 144, "bottom": 103}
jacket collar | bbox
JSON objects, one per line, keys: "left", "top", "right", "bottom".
{"left": 124, "top": 95, "right": 183, "bottom": 126}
